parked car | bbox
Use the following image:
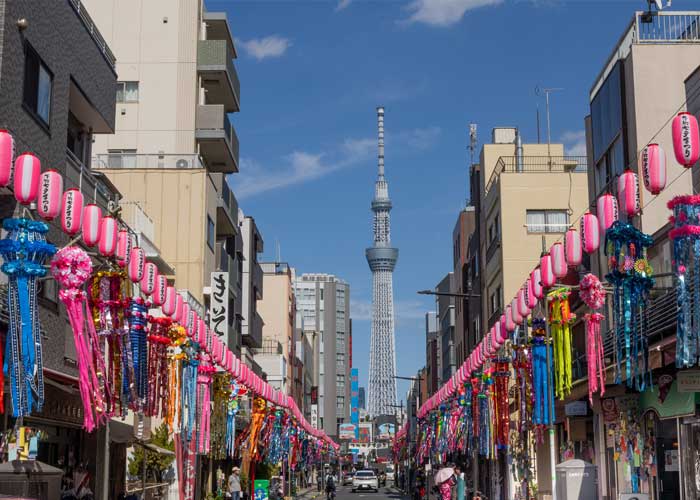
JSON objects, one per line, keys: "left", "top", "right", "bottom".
{"left": 352, "top": 470, "right": 379, "bottom": 493}
{"left": 385, "top": 465, "right": 395, "bottom": 482}
{"left": 342, "top": 472, "right": 354, "bottom": 486}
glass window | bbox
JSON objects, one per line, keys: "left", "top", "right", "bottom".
{"left": 591, "top": 61, "right": 623, "bottom": 163}
{"left": 116, "top": 81, "right": 139, "bottom": 103}
{"left": 207, "top": 216, "right": 215, "bottom": 251}
{"left": 527, "top": 210, "right": 569, "bottom": 233}
{"left": 23, "top": 43, "right": 53, "bottom": 127}
{"left": 107, "top": 149, "right": 137, "bottom": 168}
{"left": 526, "top": 210, "right": 546, "bottom": 233}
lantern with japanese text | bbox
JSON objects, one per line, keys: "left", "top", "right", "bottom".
{"left": 61, "top": 189, "right": 83, "bottom": 235}
{"left": 580, "top": 212, "right": 600, "bottom": 254}
{"left": 617, "top": 170, "right": 640, "bottom": 217}
{"left": 517, "top": 287, "right": 530, "bottom": 318}
{"left": 37, "top": 170, "right": 62, "bottom": 220}
{"left": 672, "top": 112, "right": 700, "bottom": 167}
{"left": 174, "top": 294, "right": 184, "bottom": 323}
{"left": 550, "top": 242, "right": 567, "bottom": 278}
{"left": 129, "top": 247, "right": 145, "bottom": 283}
{"left": 153, "top": 275, "right": 167, "bottom": 307}
{"left": 140, "top": 262, "right": 158, "bottom": 296}
{"left": 82, "top": 204, "right": 102, "bottom": 247}
{"left": 640, "top": 143, "right": 666, "bottom": 195}
{"left": 505, "top": 305, "right": 516, "bottom": 332}
{"left": 14, "top": 153, "right": 40, "bottom": 205}
{"left": 531, "top": 268, "right": 544, "bottom": 300}
{"left": 98, "top": 216, "right": 118, "bottom": 256}
{"left": 162, "top": 286, "right": 177, "bottom": 316}
{"left": 116, "top": 230, "right": 132, "bottom": 267}
{"left": 540, "top": 254, "right": 556, "bottom": 288}
{"left": 0, "top": 130, "right": 14, "bottom": 187}
{"left": 597, "top": 194, "right": 618, "bottom": 233}
{"left": 565, "top": 228, "right": 582, "bottom": 267}
{"left": 511, "top": 298, "right": 523, "bottom": 325}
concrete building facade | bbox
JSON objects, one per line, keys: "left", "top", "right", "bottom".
{"left": 424, "top": 311, "right": 439, "bottom": 396}
{"left": 436, "top": 273, "right": 455, "bottom": 385}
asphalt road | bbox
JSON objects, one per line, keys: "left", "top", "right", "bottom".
{"left": 328, "top": 484, "right": 403, "bottom": 500}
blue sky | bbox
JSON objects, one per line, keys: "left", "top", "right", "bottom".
{"left": 208, "top": 0, "right": 693, "bottom": 398}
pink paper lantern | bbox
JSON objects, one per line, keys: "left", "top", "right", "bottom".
{"left": 173, "top": 294, "right": 184, "bottom": 322}
{"left": 82, "top": 204, "right": 102, "bottom": 247}
{"left": 153, "top": 275, "right": 168, "bottom": 307}
{"left": 511, "top": 298, "right": 523, "bottom": 325}
{"left": 183, "top": 306, "right": 193, "bottom": 334}
{"left": 37, "top": 170, "right": 62, "bottom": 220}
{"left": 597, "top": 194, "right": 618, "bottom": 233}
{"left": 526, "top": 277, "right": 538, "bottom": 309}
{"left": 198, "top": 318, "right": 207, "bottom": 346}
{"left": 495, "top": 318, "right": 506, "bottom": 343}
{"left": 580, "top": 212, "right": 600, "bottom": 254}
{"left": 550, "top": 242, "right": 567, "bottom": 278}
{"left": 0, "top": 130, "right": 14, "bottom": 187}
{"left": 140, "top": 262, "right": 158, "bottom": 296}
{"left": 672, "top": 112, "right": 700, "bottom": 167}
{"left": 116, "top": 230, "right": 132, "bottom": 267}
{"left": 98, "top": 216, "right": 118, "bottom": 257}
{"left": 505, "top": 305, "right": 516, "bottom": 332}
{"left": 530, "top": 268, "right": 544, "bottom": 300}
{"left": 499, "top": 315, "right": 507, "bottom": 341}
{"left": 162, "top": 286, "right": 177, "bottom": 316}
{"left": 640, "top": 143, "right": 666, "bottom": 195}
{"left": 129, "top": 247, "right": 145, "bottom": 283}
{"left": 565, "top": 228, "right": 582, "bottom": 267}
{"left": 517, "top": 287, "right": 530, "bottom": 318}
{"left": 617, "top": 170, "right": 640, "bottom": 217}
{"left": 13, "top": 153, "right": 40, "bottom": 205}
{"left": 540, "top": 254, "right": 556, "bottom": 288}
{"left": 64, "top": 201, "right": 87, "bottom": 241}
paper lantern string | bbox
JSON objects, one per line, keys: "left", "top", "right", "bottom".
{"left": 51, "top": 246, "right": 112, "bottom": 431}
{"left": 0, "top": 218, "right": 55, "bottom": 417}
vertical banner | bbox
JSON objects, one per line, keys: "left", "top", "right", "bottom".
{"left": 210, "top": 271, "right": 229, "bottom": 337}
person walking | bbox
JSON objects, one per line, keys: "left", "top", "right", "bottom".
{"left": 317, "top": 470, "right": 323, "bottom": 492}
{"left": 453, "top": 467, "right": 465, "bottom": 500}
{"left": 228, "top": 467, "right": 242, "bottom": 500}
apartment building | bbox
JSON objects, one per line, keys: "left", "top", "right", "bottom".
{"left": 240, "top": 211, "right": 264, "bottom": 367}
{"left": 256, "top": 262, "right": 296, "bottom": 394}
{"left": 436, "top": 273, "right": 455, "bottom": 385}
{"left": 424, "top": 311, "right": 439, "bottom": 395}
{"left": 294, "top": 273, "right": 351, "bottom": 440}
{"left": 84, "top": 0, "right": 243, "bottom": 350}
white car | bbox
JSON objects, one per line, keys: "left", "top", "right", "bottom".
{"left": 385, "top": 465, "right": 395, "bottom": 482}
{"left": 352, "top": 470, "right": 379, "bottom": 493}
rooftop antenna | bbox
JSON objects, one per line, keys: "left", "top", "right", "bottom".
{"left": 642, "top": 0, "right": 670, "bottom": 22}
{"left": 535, "top": 85, "right": 564, "bottom": 168}
{"left": 275, "top": 239, "right": 281, "bottom": 264}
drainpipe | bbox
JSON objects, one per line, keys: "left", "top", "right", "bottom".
{"left": 515, "top": 130, "right": 524, "bottom": 173}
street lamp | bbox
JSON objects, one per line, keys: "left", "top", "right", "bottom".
{"left": 417, "top": 290, "right": 481, "bottom": 298}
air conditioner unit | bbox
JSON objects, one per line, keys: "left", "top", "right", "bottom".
{"left": 175, "top": 157, "right": 191, "bottom": 169}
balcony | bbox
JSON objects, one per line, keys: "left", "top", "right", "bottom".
{"left": 252, "top": 261, "right": 263, "bottom": 300}
{"left": 198, "top": 40, "right": 240, "bottom": 113}
{"left": 196, "top": 104, "right": 239, "bottom": 173}
{"left": 68, "top": 0, "right": 116, "bottom": 69}
{"left": 215, "top": 241, "right": 238, "bottom": 299}
{"left": 93, "top": 153, "right": 204, "bottom": 170}
{"left": 242, "top": 311, "right": 263, "bottom": 349}
{"left": 485, "top": 156, "right": 587, "bottom": 195}
{"left": 216, "top": 180, "right": 238, "bottom": 237}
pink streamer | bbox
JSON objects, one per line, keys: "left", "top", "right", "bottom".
{"left": 197, "top": 356, "right": 214, "bottom": 454}
{"left": 585, "top": 312, "right": 605, "bottom": 405}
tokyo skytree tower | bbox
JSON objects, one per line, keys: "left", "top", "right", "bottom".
{"left": 366, "top": 106, "right": 398, "bottom": 417}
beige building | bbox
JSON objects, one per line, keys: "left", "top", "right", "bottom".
{"left": 84, "top": 0, "right": 244, "bottom": 349}
{"left": 479, "top": 128, "right": 590, "bottom": 328}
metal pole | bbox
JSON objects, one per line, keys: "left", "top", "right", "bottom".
{"left": 545, "top": 91, "right": 551, "bottom": 163}
{"left": 541, "top": 235, "right": 557, "bottom": 500}
{"left": 102, "top": 422, "right": 110, "bottom": 500}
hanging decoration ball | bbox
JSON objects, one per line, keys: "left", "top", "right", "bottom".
{"left": 672, "top": 112, "right": 700, "bottom": 167}
{"left": 0, "top": 130, "right": 14, "bottom": 187}
{"left": 116, "top": 230, "right": 132, "bottom": 267}
{"left": 61, "top": 189, "right": 83, "bottom": 236}
{"left": 129, "top": 247, "right": 145, "bottom": 283}
{"left": 153, "top": 275, "right": 168, "bottom": 307}
{"left": 565, "top": 228, "right": 582, "bottom": 267}
{"left": 37, "top": 170, "right": 62, "bottom": 220}
{"left": 531, "top": 268, "right": 544, "bottom": 299}
{"left": 579, "top": 273, "right": 606, "bottom": 310}
{"left": 140, "top": 261, "right": 158, "bottom": 296}
{"left": 162, "top": 286, "right": 177, "bottom": 316}
{"left": 550, "top": 242, "right": 567, "bottom": 278}
{"left": 98, "top": 216, "right": 118, "bottom": 257}
{"left": 517, "top": 287, "right": 530, "bottom": 318}
{"left": 640, "top": 143, "right": 667, "bottom": 195}
{"left": 81, "top": 204, "right": 102, "bottom": 247}
{"left": 14, "top": 153, "right": 41, "bottom": 205}
{"left": 540, "top": 254, "right": 556, "bottom": 288}
{"left": 597, "top": 193, "right": 619, "bottom": 233}
{"left": 580, "top": 211, "right": 600, "bottom": 254}
{"left": 511, "top": 297, "right": 523, "bottom": 325}
{"left": 617, "top": 170, "right": 641, "bottom": 217}
{"left": 505, "top": 305, "right": 516, "bottom": 332}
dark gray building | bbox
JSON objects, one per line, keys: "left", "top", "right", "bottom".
{"left": 437, "top": 273, "right": 455, "bottom": 385}
{"left": 0, "top": 1, "right": 119, "bottom": 497}
{"left": 358, "top": 386, "right": 366, "bottom": 410}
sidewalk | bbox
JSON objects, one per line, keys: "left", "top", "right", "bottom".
{"left": 294, "top": 486, "right": 323, "bottom": 500}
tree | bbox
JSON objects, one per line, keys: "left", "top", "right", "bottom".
{"left": 128, "top": 422, "right": 175, "bottom": 482}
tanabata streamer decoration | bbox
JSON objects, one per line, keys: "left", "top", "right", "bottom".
{"left": 493, "top": 360, "right": 510, "bottom": 449}
{"left": 146, "top": 317, "right": 171, "bottom": 418}
{"left": 605, "top": 221, "right": 654, "bottom": 390}
{"left": 580, "top": 273, "right": 606, "bottom": 404}
{"left": 669, "top": 195, "right": 700, "bottom": 367}
{"left": 0, "top": 219, "right": 55, "bottom": 417}
{"left": 531, "top": 319, "right": 554, "bottom": 428}
{"left": 197, "top": 353, "right": 214, "bottom": 454}
{"left": 128, "top": 297, "right": 149, "bottom": 409}
{"left": 549, "top": 288, "right": 574, "bottom": 400}
{"left": 51, "top": 247, "right": 111, "bottom": 431}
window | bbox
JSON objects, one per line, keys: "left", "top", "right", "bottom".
{"left": 207, "top": 216, "right": 215, "bottom": 251}
{"left": 488, "top": 214, "right": 500, "bottom": 243}
{"left": 116, "top": 81, "right": 139, "bottom": 103}
{"left": 526, "top": 210, "right": 569, "bottom": 233}
{"left": 23, "top": 43, "right": 53, "bottom": 127}
{"left": 107, "top": 149, "right": 137, "bottom": 168}
{"left": 489, "top": 286, "right": 501, "bottom": 315}
{"left": 320, "top": 289, "right": 324, "bottom": 300}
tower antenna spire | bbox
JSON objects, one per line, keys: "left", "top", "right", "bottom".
{"left": 377, "top": 106, "right": 385, "bottom": 179}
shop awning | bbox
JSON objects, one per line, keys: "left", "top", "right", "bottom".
{"left": 110, "top": 419, "right": 136, "bottom": 444}
{"left": 640, "top": 381, "right": 699, "bottom": 420}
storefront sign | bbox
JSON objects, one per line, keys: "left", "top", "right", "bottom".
{"left": 615, "top": 394, "right": 639, "bottom": 411}
{"left": 339, "top": 423, "right": 356, "bottom": 440}
{"left": 209, "top": 271, "right": 229, "bottom": 337}
{"left": 311, "top": 404, "right": 318, "bottom": 428}
{"left": 664, "top": 450, "right": 679, "bottom": 471}
{"left": 601, "top": 398, "right": 619, "bottom": 423}
{"left": 677, "top": 370, "right": 700, "bottom": 393}
{"left": 565, "top": 401, "right": 589, "bottom": 416}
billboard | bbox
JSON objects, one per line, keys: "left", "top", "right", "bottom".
{"left": 351, "top": 368, "right": 359, "bottom": 439}
{"left": 339, "top": 423, "right": 356, "bottom": 440}
{"left": 377, "top": 423, "right": 395, "bottom": 440}
{"left": 358, "top": 422, "right": 372, "bottom": 443}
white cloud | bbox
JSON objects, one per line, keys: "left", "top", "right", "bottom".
{"left": 336, "top": 0, "right": 352, "bottom": 11}
{"left": 561, "top": 130, "right": 587, "bottom": 156}
{"left": 403, "top": 0, "right": 503, "bottom": 27}
{"left": 241, "top": 35, "right": 291, "bottom": 60}
{"left": 397, "top": 126, "right": 441, "bottom": 151}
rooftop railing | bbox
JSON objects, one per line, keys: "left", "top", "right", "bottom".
{"left": 93, "top": 153, "right": 205, "bottom": 170}
{"left": 67, "top": 0, "right": 117, "bottom": 69}
{"left": 485, "top": 156, "right": 587, "bottom": 195}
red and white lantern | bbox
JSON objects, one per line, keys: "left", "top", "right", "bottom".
{"left": 140, "top": 262, "right": 158, "bottom": 296}
{"left": 82, "top": 204, "right": 102, "bottom": 247}
{"left": 541, "top": 254, "right": 556, "bottom": 288}
{"left": 14, "top": 153, "right": 40, "bottom": 205}
{"left": 640, "top": 143, "right": 666, "bottom": 195}
{"left": 37, "top": 170, "right": 62, "bottom": 220}
{"left": 511, "top": 298, "right": 523, "bottom": 325}
{"left": 597, "top": 194, "right": 618, "bottom": 233}
{"left": 672, "top": 112, "right": 700, "bottom": 167}
{"left": 564, "top": 228, "right": 582, "bottom": 267}
{"left": 98, "top": 216, "right": 118, "bottom": 256}
{"left": 116, "top": 230, "right": 132, "bottom": 267}
{"left": 198, "top": 318, "right": 207, "bottom": 345}
{"left": 162, "top": 286, "right": 177, "bottom": 316}
{"left": 153, "top": 275, "right": 167, "bottom": 307}
{"left": 495, "top": 318, "right": 506, "bottom": 344}
{"left": 530, "top": 269, "right": 543, "bottom": 300}
{"left": 617, "top": 170, "right": 640, "bottom": 217}
{"left": 580, "top": 212, "right": 600, "bottom": 254}
{"left": 550, "top": 242, "right": 567, "bottom": 278}
{"left": 129, "top": 247, "right": 145, "bottom": 283}
{"left": 517, "top": 287, "right": 530, "bottom": 318}
{"left": 505, "top": 305, "right": 516, "bottom": 332}
{"left": 61, "top": 189, "right": 83, "bottom": 235}
{"left": 0, "top": 130, "right": 14, "bottom": 187}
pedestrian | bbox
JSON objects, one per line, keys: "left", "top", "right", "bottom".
{"left": 228, "top": 467, "right": 242, "bottom": 500}
{"left": 435, "top": 467, "right": 455, "bottom": 500}
{"left": 317, "top": 470, "right": 323, "bottom": 492}
{"left": 453, "top": 467, "right": 465, "bottom": 500}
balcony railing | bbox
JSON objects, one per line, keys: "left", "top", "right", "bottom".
{"left": 93, "top": 153, "right": 204, "bottom": 170}
{"left": 485, "top": 156, "right": 587, "bottom": 195}
{"left": 67, "top": 0, "right": 116, "bottom": 69}
{"left": 198, "top": 39, "right": 240, "bottom": 112}
{"left": 195, "top": 104, "right": 240, "bottom": 172}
